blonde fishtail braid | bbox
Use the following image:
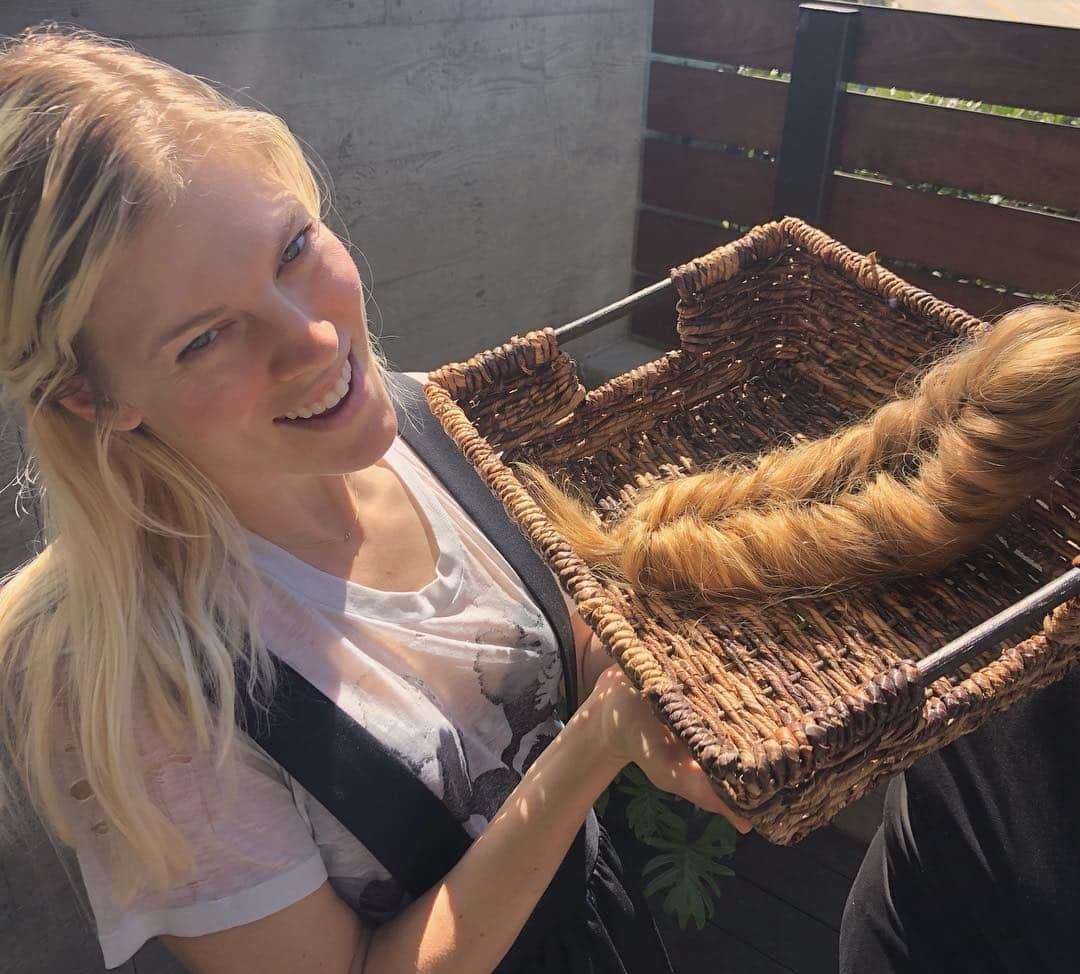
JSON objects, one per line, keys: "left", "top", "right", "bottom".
{"left": 518, "top": 304, "right": 1080, "bottom": 599}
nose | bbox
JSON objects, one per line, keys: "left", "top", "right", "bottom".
{"left": 265, "top": 300, "right": 341, "bottom": 384}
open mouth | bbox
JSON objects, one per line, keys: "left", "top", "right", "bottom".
{"left": 274, "top": 353, "right": 358, "bottom": 425}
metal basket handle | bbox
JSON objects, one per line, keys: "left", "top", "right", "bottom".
{"left": 917, "top": 565, "right": 1080, "bottom": 684}
{"left": 553, "top": 279, "right": 671, "bottom": 346}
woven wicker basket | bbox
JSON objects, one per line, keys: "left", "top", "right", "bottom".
{"left": 424, "top": 217, "right": 1080, "bottom": 843}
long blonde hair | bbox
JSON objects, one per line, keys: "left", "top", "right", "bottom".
{"left": 520, "top": 304, "right": 1080, "bottom": 599}
{"left": 0, "top": 24, "right": 395, "bottom": 899}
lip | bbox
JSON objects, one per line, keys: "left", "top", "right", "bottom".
{"left": 273, "top": 349, "right": 367, "bottom": 429}
{"left": 276, "top": 349, "right": 353, "bottom": 420}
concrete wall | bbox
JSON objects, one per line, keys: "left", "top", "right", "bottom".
{"left": 3, "top": 0, "right": 651, "bottom": 370}
{"left": 0, "top": 2, "right": 652, "bottom": 970}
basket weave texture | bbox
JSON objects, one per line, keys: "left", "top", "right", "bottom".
{"left": 424, "top": 217, "right": 1080, "bottom": 843}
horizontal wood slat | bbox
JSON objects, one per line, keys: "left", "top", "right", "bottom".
{"left": 709, "top": 875, "right": 839, "bottom": 974}
{"left": 629, "top": 271, "right": 680, "bottom": 348}
{"left": 634, "top": 209, "right": 742, "bottom": 278}
{"left": 646, "top": 61, "right": 787, "bottom": 152}
{"left": 826, "top": 174, "right": 1080, "bottom": 296}
{"left": 641, "top": 139, "right": 776, "bottom": 229}
{"left": 731, "top": 833, "right": 852, "bottom": 932}
{"left": 662, "top": 923, "right": 798, "bottom": 974}
{"left": 652, "top": 0, "right": 796, "bottom": 71}
{"left": 653, "top": 1, "right": 1080, "bottom": 117}
{"left": 838, "top": 93, "right": 1080, "bottom": 214}
{"left": 853, "top": 7, "right": 1080, "bottom": 118}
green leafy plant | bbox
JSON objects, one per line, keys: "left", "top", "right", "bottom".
{"left": 601, "top": 765, "right": 739, "bottom": 931}
{"left": 642, "top": 814, "right": 737, "bottom": 931}
{"left": 621, "top": 767, "right": 687, "bottom": 840}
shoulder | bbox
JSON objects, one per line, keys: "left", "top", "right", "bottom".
{"left": 62, "top": 707, "right": 330, "bottom": 967}
{"left": 385, "top": 370, "right": 429, "bottom": 397}
{"left": 388, "top": 371, "right": 430, "bottom": 415}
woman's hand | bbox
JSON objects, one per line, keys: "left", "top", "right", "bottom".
{"left": 585, "top": 664, "right": 753, "bottom": 834}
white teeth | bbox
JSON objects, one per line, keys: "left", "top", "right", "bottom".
{"left": 279, "top": 357, "right": 354, "bottom": 422}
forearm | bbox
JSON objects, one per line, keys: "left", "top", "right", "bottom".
{"left": 355, "top": 698, "right": 626, "bottom": 974}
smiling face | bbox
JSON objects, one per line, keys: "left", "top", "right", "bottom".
{"left": 73, "top": 149, "right": 398, "bottom": 499}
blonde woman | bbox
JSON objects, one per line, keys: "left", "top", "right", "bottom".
{"left": 0, "top": 24, "right": 748, "bottom": 974}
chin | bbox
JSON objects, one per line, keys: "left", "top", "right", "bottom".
{"left": 367, "top": 407, "right": 400, "bottom": 463}
{"left": 345, "top": 387, "right": 399, "bottom": 471}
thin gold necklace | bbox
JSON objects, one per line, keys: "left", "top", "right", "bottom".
{"left": 281, "top": 480, "right": 363, "bottom": 550}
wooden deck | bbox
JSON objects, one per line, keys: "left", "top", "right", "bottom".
{"left": 605, "top": 805, "right": 868, "bottom": 974}
{"left": 663, "top": 828, "right": 864, "bottom": 974}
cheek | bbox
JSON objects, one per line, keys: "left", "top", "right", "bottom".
{"left": 164, "top": 374, "right": 263, "bottom": 441}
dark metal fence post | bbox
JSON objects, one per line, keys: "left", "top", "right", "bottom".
{"left": 773, "top": 2, "right": 859, "bottom": 224}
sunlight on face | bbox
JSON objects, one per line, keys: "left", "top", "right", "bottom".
{"left": 83, "top": 149, "right": 397, "bottom": 491}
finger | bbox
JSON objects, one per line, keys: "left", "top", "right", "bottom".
{"left": 642, "top": 753, "right": 754, "bottom": 833}
{"left": 678, "top": 761, "right": 753, "bottom": 833}
{"left": 634, "top": 729, "right": 755, "bottom": 833}
{"left": 721, "top": 806, "right": 753, "bottom": 835}
{"left": 656, "top": 754, "right": 753, "bottom": 832}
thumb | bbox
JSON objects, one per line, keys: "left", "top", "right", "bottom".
{"left": 677, "top": 759, "right": 753, "bottom": 833}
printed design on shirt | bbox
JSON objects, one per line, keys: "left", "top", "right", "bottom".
{"left": 474, "top": 620, "right": 559, "bottom": 764}
{"left": 400, "top": 669, "right": 442, "bottom": 708}
{"left": 376, "top": 716, "right": 475, "bottom": 825}
{"left": 520, "top": 730, "right": 556, "bottom": 774}
{"left": 534, "top": 613, "right": 564, "bottom": 707}
{"left": 434, "top": 725, "right": 473, "bottom": 821}
{"left": 468, "top": 766, "right": 519, "bottom": 822}
{"left": 395, "top": 669, "right": 475, "bottom": 822}
{"left": 463, "top": 617, "right": 562, "bottom": 820}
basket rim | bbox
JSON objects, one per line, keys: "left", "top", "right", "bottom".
{"left": 672, "top": 216, "right": 990, "bottom": 342}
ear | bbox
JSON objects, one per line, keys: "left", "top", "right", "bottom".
{"left": 57, "top": 377, "right": 143, "bottom": 432}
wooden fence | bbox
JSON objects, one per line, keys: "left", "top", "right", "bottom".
{"left": 633, "top": 0, "right": 1080, "bottom": 344}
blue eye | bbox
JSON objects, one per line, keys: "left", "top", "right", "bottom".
{"left": 282, "top": 223, "right": 313, "bottom": 265}
{"left": 175, "top": 221, "right": 313, "bottom": 364}
{"left": 180, "top": 328, "right": 220, "bottom": 358}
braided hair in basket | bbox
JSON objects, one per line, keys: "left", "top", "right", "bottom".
{"left": 515, "top": 304, "right": 1080, "bottom": 600}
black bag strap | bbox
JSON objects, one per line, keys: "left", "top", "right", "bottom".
{"left": 238, "top": 656, "right": 472, "bottom": 898}
{"left": 240, "top": 370, "right": 579, "bottom": 899}
{"left": 387, "top": 371, "right": 579, "bottom": 714}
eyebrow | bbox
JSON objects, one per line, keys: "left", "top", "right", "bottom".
{"left": 156, "top": 305, "right": 228, "bottom": 356}
{"left": 152, "top": 209, "right": 306, "bottom": 358}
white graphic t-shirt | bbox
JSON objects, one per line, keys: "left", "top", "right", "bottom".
{"left": 56, "top": 431, "right": 577, "bottom": 969}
